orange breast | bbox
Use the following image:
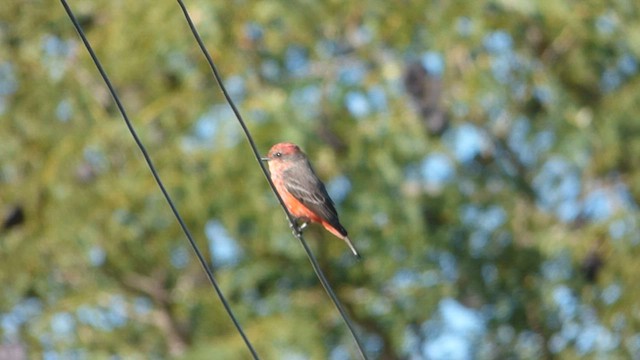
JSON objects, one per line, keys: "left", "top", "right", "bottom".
{"left": 274, "top": 181, "right": 322, "bottom": 223}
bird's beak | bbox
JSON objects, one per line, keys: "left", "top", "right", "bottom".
{"left": 261, "top": 157, "right": 270, "bottom": 162}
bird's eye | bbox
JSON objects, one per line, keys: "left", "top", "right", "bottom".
{"left": 275, "top": 152, "right": 282, "bottom": 157}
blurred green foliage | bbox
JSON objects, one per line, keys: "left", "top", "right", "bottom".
{"left": 2, "top": 0, "right": 640, "bottom": 359}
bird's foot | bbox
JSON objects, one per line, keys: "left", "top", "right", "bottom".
{"left": 289, "top": 218, "right": 309, "bottom": 237}
{"left": 288, "top": 220, "right": 301, "bottom": 237}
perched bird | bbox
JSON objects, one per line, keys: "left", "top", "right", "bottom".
{"left": 262, "top": 142, "right": 360, "bottom": 258}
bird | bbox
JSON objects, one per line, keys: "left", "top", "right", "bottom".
{"left": 262, "top": 142, "right": 360, "bottom": 258}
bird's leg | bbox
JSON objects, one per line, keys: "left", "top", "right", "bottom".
{"left": 288, "top": 219, "right": 299, "bottom": 236}
{"left": 289, "top": 217, "right": 310, "bottom": 237}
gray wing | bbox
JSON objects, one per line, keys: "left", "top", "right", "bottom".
{"left": 283, "top": 163, "right": 346, "bottom": 234}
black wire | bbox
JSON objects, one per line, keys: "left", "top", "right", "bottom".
{"left": 59, "top": 2, "right": 260, "bottom": 359}
{"left": 175, "top": 1, "right": 369, "bottom": 358}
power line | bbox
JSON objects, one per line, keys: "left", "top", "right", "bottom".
{"left": 174, "top": 1, "right": 369, "bottom": 358}
{"left": 59, "top": 1, "right": 260, "bottom": 359}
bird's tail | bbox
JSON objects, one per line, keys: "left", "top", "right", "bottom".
{"left": 322, "top": 221, "right": 361, "bottom": 259}
{"left": 343, "top": 236, "right": 361, "bottom": 260}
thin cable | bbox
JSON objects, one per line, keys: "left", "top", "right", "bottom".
{"left": 175, "top": 1, "right": 368, "bottom": 358}
{"left": 60, "top": 2, "right": 260, "bottom": 359}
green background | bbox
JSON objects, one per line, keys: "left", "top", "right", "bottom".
{"left": 2, "top": 0, "right": 640, "bottom": 358}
